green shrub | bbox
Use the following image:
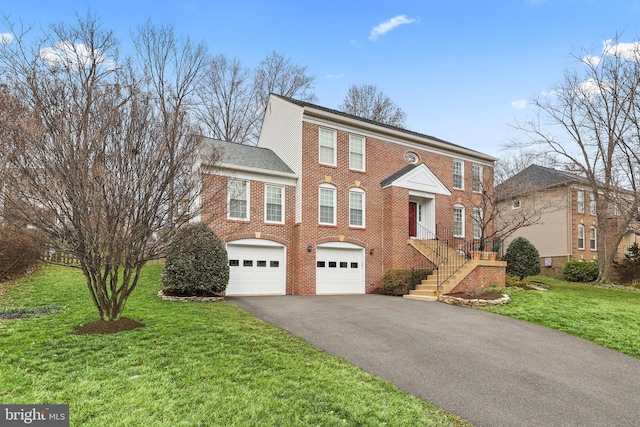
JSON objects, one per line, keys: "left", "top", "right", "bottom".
{"left": 614, "top": 242, "right": 640, "bottom": 283}
{"left": 380, "top": 268, "right": 431, "bottom": 296}
{"left": 562, "top": 260, "right": 599, "bottom": 282}
{"left": 503, "top": 237, "right": 540, "bottom": 280}
{"left": 162, "top": 222, "right": 229, "bottom": 295}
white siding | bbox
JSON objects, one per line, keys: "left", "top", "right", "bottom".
{"left": 258, "top": 96, "right": 304, "bottom": 223}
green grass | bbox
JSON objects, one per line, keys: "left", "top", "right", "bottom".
{"left": 0, "top": 265, "right": 471, "bottom": 427}
{"left": 482, "top": 277, "right": 640, "bottom": 359}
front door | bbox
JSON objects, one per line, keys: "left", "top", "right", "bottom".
{"left": 409, "top": 202, "right": 417, "bottom": 237}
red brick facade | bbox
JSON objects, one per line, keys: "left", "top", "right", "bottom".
{"left": 200, "top": 96, "right": 497, "bottom": 294}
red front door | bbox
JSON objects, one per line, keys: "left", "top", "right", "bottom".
{"left": 409, "top": 202, "right": 417, "bottom": 237}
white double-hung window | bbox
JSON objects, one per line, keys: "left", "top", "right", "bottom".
{"left": 472, "top": 164, "right": 482, "bottom": 193}
{"left": 453, "top": 204, "right": 465, "bottom": 237}
{"left": 349, "top": 188, "right": 365, "bottom": 227}
{"left": 453, "top": 160, "right": 464, "bottom": 190}
{"left": 228, "top": 179, "right": 249, "bottom": 220}
{"left": 265, "top": 184, "right": 284, "bottom": 224}
{"left": 319, "top": 128, "right": 336, "bottom": 166}
{"left": 319, "top": 184, "right": 336, "bottom": 225}
{"left": 349, "top": 135, "right": 365, "bottom": 171}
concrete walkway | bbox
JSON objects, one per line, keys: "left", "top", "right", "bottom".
{"left": 229, "top": 295, "right": 640, "bottom": 427}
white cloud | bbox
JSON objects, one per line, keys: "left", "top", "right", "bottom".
{"left": 325, "top": 74, "right": 345, "bottom": 79}
{"left": 541, "top": 89, "right": 560, "bottom": 97}
{"left": 583, "top": 54, "right": 601, "bottom": 67}
{"left": 0, "top": 33, "right": 14, "bottom": 45}
{"left": 602, "top": 39, "right": 640, "bottom": 60}
{"left": 510, "top": 100, "right": 528, "bottom": 110}
{"left": 369, "top": 15, "right": 416, "bottom": 41}
{"left": 39, "top": 40, "right": 110, "bottom": 69}
{"left": 576, "top": 78, "right": 610, "bottom": 97}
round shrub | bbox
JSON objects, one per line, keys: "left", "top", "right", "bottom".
{"left": 162, "top": 222, "right": 229, "bottom": 295}
{"left": 503, "top": 237, "right": 540, "bottom": 280}
{"left": 562, "top": 260, "right": 599, "bottom": 282}
{"left": 380, "top": 268, "right": 431, "bottom": 296}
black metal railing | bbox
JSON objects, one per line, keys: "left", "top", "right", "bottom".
{"left": 413, "top": 223, "right": 504, "bottom": 293}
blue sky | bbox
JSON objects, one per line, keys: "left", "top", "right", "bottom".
{"left": 2, "top": 0, "right": 640, "bottom": 158}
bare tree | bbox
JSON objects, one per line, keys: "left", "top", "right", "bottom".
{"left": 471, "top": 172, "right": 552, "bottom": 249}
{"left": 0, "top": 12, "right": 216, "bottom": 321}
{"left": 195, "top": 54, "right": 258, "bottom": 143}
{"left": 132, "top": 21, "right": 208, "bottom": 224}
{"left": 339, "top": 84, "right": 407, "bottom": 127}
{"left": 253, "top": 51, "right": 317, "bottom": 113}
{"left": 514, "top": 36, "right": 640, "bottom": 283}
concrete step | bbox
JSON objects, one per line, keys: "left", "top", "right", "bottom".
{"left": 403, "top": 294, "right": 438, "bottom": 302}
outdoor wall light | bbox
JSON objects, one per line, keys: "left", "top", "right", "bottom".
{"left": 307, "top": 245, "right": 313, "bottom": 253}
{"left": 369, "top": 248, "right": 374, "bottom": 256}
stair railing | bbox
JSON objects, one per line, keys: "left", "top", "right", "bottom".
{"left": 414, "top": 224, "right": 504, "bottom": 293}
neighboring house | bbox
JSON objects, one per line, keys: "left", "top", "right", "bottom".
{"left": 496, "top": 164, "right": 640, "bottom": 276}
{"left": 197, "top": 94, "right": 505, "bottom": 298}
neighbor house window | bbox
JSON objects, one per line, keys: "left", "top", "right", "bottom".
{"left": 453, "top": 160, "right": 464, "bottom": 190}
{"left": 472, "top": 208, "right": 483, "bottom": 239}
{"left": 472, "top": 164, "right": 482, "bottom": 193}
{"left": 319, "top": 184, "right": 336, "bottom": 225}
{"left": 319, "top": 128, "right": 336, "bottom": 166}
{"left": 614, "top": 201, "right": 621, "bottom": 217}
{"left": 590, "top": 226, "right": 597, "bottom": 250}
{"left": 265, "top": 184, "right": 284, "bottom": 224}
{"left": 577, "top": 224, "right": 585, "bottom": 250}
{"left": 589, "top": 193, "right": 596, "bottom": 215}
{"left": 512, "top": 200, "right": 521, "bottom": 209}
{"left": 228, "top": 179, "right": 249, "bottom": 220}
{"left": 349, "top": 188, "right": 365, "bottom": 227}
{"left": 577, "top": 190, "right": 585, "bottom": 214}
{"left": 453, "top": 204, "right": 465, "bottom": 237}
{"left": 349, "top": 134, "right": 365, "bottom": 171}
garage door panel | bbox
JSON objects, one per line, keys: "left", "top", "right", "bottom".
{"left": 226, "top": 243, "right": 285, "bottom": 295}
{"left": 316, "top": 246, "right": 364, "bottom": 294}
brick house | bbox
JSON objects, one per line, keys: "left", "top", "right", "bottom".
{"left": 197, "top": 94, "right": 505, "bottom": 298}
{"left": 496, "top": 164, "right": 640, "bottom": 276}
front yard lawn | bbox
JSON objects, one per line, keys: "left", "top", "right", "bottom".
{"left": 482, "top": 277, "right": 640, "bottom": 359}
{"left": 0, "top": 265, "right": 471, "bottom": 426}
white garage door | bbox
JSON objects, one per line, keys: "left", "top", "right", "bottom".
{"left": 316, "top": 242, "right": 365, "bottom": 294}
{"left": 226, "top": 239, "right": 286, "bottom": 295}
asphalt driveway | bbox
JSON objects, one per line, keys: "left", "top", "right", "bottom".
{"left": 229, "top": 295, "right": 640, "bottom": 427}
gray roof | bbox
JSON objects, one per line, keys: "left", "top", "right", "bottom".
{"left": 200, "top": 137, "right": 294, "bottom": 175}
{"left": 380, "top": 164, "right": 418, "bottom": 187}
{"left": 272, "top": 94, "right": 493, "bottom": 160}
{"left": 497, "top": 164, "right": 589, "bottom": 195}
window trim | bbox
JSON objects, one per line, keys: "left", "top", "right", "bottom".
{"left": 227, "top": 179, "right": 249, "bottom": 221}
{"left": 577, "top": 190, "right": 585, "bottom": 214}
{"left": 453, "top": 204, "right": 465, "bottom": 238}
{"left": 472, "top": 164, "right": 483, "bottom": 193}
{"left": 577, "top": 224, "right": 585, "bottom": 250}
{"left": 318, "top": 183, "right": 337, "bottom": 226}
{"left": 264, "top": 183, "right": 284, "bottom": 224}
{"left": 590, "top": 226, "right": 597, "bottom": 251}
{"left": 472, "top": 207, "right": 483, "bottom": 239}
{"left": 349, "top": 134, "right": 365, "bottom": 171}
{"left": 319, "top": 127, "right": 337, "bottom": 166}
{"left": 349, "top": 188, "right": 365, "bottom": 228}
{"left": 453, "top": 159, "right": 464, "bottom": 190}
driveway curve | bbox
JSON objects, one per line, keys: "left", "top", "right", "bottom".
{"left": 230, "top": 294, "right": 640, "bottom": 427}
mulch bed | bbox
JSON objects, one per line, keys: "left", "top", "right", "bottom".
{"left": 75, "top": 317, "right": 145, "bottom": 335}
{"left": 446, "top": 290, "right": 505, "bottom": 300}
